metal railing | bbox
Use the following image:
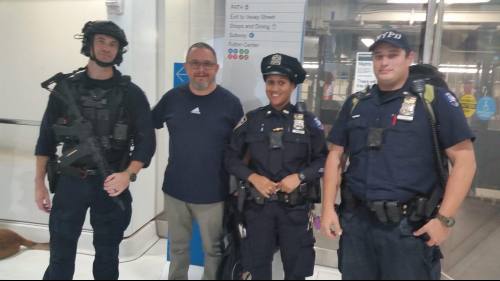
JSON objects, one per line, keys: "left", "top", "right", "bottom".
{"left": 0, "top": 118, "right": 41, "bottom": 127}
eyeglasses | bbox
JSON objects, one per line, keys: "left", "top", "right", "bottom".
{"left": 187, "top": 61, "right": 217, "bottom": 70}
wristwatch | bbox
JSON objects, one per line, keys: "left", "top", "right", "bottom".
{"left": 298, "top": 172, "right": 307, "bottom": 182}
{"left": 436, "top": 213, "right": 456, "bottom": 228}
{"left": 125, "top": 170, "right": 137, "bottom": 182}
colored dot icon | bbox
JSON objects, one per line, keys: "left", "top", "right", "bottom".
{"left": 227, "top": 49, "right": 250, "bottom": 60}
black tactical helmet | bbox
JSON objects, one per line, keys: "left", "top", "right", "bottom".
{"left": 79, "top": 21, "right": 128, "bottom": 66}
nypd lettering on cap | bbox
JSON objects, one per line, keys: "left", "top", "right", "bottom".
{"left": 377, "top": 31, "right": 402, "bottom": 41}
{"left": 445, "top": 92, "right": 460, "bottom": 108}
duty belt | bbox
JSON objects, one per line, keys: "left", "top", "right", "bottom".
{"left": 366, "top": 199, "right": 428, "bottom": 224}
{"left": 59, "top": 166, "right": 100, "bottom": 179}
{"left": 342, "top": 188, "right": 431, "bottom": 224}
{"left": 248, "top": 183, "right": 309, "bottom": 206}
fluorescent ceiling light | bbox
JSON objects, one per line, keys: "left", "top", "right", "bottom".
{"left": 388, "top": 0, "right": 490, "bottom": 4}
{"left": 439, "top": 64, "right": 478, "bottom": 68}
{"left": 361, "top": 38, "right": 375, "bottom": 48}
{"left": 360, "top": 10, "right": 499, "bottom": 23}
{"left": 303, "top": 62, "right": 319, "bottom": 69}
{"left": 439, "top": 67, "right": 480, "bottom": 74}
{"left": 438, "top": 64, "right": 480, "bottom": 74}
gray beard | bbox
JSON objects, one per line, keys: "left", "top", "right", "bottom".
{"left": 191, "top": 81, "right": 210, "bottom": 91}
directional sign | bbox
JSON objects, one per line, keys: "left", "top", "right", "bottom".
{"left": 174, "top": 63, "right": 189, "bottom": 87}
{"left": 222, "top": 0, "right": 307, "bottom": 110}
{"left": 477, "top": 96, "right": 497, "bottom": 121}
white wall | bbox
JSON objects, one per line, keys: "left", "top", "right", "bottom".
{"left": 0, "top": 0, "right": 160, "bottom": 257}
{"left": 0, "top": 0, "right": 107, "bottom": 121}
{"left": 161, "top": 0, "right": 217, "bottom": 95}
{"left": 0, "top": 0, "right": 107, "bottom": 225}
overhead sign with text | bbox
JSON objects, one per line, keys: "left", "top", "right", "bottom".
{"left": 222, "top": 0, "right": 307, "bottom": 111}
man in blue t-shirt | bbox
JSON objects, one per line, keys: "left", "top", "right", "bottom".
{"left": 152, "top": 43, "right": 244, "bottom": 280}
{"left": 320, "top": 31, "right": 477, "bottom": 280}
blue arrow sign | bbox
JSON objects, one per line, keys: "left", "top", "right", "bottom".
{"left": 174, "top": 63, "right": 189, "bottom": 87}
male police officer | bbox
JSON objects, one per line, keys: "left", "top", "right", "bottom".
{"left": 225, "top": 53, "right": 328, "bottom": 280}
{"left": 321, "top": 30, "right": 476, "bottom": 280}
{"left": 34, "top": 21, "right": 155, "bottom": 280}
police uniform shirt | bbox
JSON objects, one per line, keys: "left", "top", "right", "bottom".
{"left": 35, "top": 69, "right": 156, "bottom": 168}
{"left": 152, "top": 84, "right": 244, "bottom": 204}
{"left": 328, "top": 80, "right": 475, "bottom": 202}
{"left": 225, "top": 104, "right": 328, "bottom": 183}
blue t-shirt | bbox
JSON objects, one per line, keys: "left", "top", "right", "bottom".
{"left": 328, "top": 81, "right": 475, "bottom": 202}
{"left": 152, "top": 84, "right": 244, "bottom": 204}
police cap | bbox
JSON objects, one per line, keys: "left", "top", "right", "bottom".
{"left": 369, "top": 30, "right": 412, "bottom": 53}
{"left": 261, "top": 53, "right": 307, "bottom": 85}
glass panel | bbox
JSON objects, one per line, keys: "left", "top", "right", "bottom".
{"left": 437, "top": 1, "right": 500, "bottom": 196}
{"left": 303, "top": 0, "right": 428, "bottom": 131}
{"left": 0, "top": 123, "right": 51, "bottom": 225}
{"left": 436, "top": 1, "right": 500, "bottom": 279}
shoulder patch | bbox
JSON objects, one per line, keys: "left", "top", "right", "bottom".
{"left": 234, "top": 116, "right": 247, "bottom": 131}
{"left": 312, "top": 117, "right": 324, "bottom": 131}
{"left": 445, "top": 92, "right": 460, "bottom": 108}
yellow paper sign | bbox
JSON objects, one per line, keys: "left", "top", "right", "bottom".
{"left": 460, "top": 94, "right": 477, "bottom": 118}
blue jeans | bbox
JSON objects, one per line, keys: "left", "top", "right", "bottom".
{"left": 338, "top": 205, "right": 442, "bottom": 280}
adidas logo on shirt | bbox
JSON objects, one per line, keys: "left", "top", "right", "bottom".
{"left": 191, "top": 107, "right": 201, "bottom": 115}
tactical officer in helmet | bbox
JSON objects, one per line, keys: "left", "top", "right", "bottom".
{"left": 34, "top": 21, "right": 155, "bottom": 280}
{"left": 225, "top": 53, "right": 328, "bottom": 280}
{"left": 321, "top": 30, "right": 476, "bottom": 280}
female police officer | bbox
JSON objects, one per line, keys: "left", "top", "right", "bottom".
{"left": 225, "top": 53, "right": 328, "bottom": 280}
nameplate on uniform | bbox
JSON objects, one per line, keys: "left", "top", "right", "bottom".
{"left": 397, "top": 96, "right": 417, "bottom": 122}
{"left": 293, "top": 114, "right": 305, "bottom": 134}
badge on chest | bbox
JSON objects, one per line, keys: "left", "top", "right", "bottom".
{"left": 292, "top": 113, "right": 305, "bottom": 134}
{"left": 397, "top": 96, "right": 417, "bottom": 122}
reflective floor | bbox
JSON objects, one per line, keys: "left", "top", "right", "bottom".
{"left": 441, "top": 197, "right": 500, "bottom": 280}
{"left": 1, "top": 197, "right": 499, "bottom": 280}
{"left": 0, "top": 239, "right": 341, "bottom": 280}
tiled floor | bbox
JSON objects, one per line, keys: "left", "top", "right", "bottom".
{"left": 0, "top": 239, "right": 341, "bottom": 280}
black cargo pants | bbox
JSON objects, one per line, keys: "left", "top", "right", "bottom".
{"left": 241, "top": 202, "right": 315, "bottom": 280}
{"left": 43, "top": 175, "right": 132, "bottom": 280}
